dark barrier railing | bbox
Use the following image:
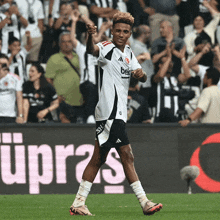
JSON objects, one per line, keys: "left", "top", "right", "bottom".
{"left": 0, "top": 123, "right": 220, "bottom": 194}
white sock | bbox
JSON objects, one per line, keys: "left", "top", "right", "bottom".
{"left": 72, "top": 180, "right": 92, "bottom": 207}
{"left": 130, "top": 181, "right": 148, "bottom": 208}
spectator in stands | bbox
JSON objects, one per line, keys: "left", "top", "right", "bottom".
{"left": 53, "top": 1, "right": 75, "bottom": 53}
{"left": 151, "top": 20, "right": 185, "bottom": 78}
{"left": 70, "top": 9, "right": 98, "bottom": 123}
{"left": 45, "top": 32, "right": 83, "bottom": 123}
{"left": 0, "top": 53, "right": 23, "bottom": 123}
{"left": 8, "top": 31, "right": 32, "bottom": 85}
{"left": 184, "top": 0, "right": 220, "bottom": 68}
{"left": 48, "top": 0, "right": 79, "bottom": 27}
{"left": 87, "top": 0, "right": 118, "bottom": 37}
{"left": 177, "top": 0, "right": 195, "bottom": 38}
{"left": 126, "top": 0, "right": 149, "bottom": 27}
{"left": 130, "top": 24, "right": 154, "bottom": 103}
{"left": 0, "top": 0, "right": 28, "bottom": 54}
{"left": 151, "top": 44, "right": 191, "bottom": 122}
{"left": 53, "top": 2, "right": 73, "bottom": 32}
{"left": 188, "top": 43, "right": 220, "bottom": 90}
{"left": 137, "top": 0, "right": 182, "bottom": 43}
{"left": 15, "top": 0, "right": 44, "bottom": 63}
{"left": 127, "top": 77, "right": 152, "bottom": 123}
{"left": 23, "top": 63, "right": 59, "bottom": 123}
{"left": 179, "top": 67, "right": 220, "bottom": 126}
{"left": 190, "top": 0, "right": 220, "bottom": 26}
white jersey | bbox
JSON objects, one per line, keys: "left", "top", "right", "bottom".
{"left": 96, "top": 41, "right": 141, "bottom": 122}
{"left": 0, "top": 73, "right": 22, "bottom": 117}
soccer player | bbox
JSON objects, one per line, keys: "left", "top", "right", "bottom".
{"left": 69, "top": 11, "right": 163, "bottom": 216}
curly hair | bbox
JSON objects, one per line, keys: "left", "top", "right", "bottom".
{"left": 112, "top": 12, "right": 134, "bottom": 28}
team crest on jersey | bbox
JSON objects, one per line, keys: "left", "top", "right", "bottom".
{"left": 4, "top": 81, "right": 8, "bottom": 86}
{"left": 125, "top": 58, "right": 130, "bottom": 64}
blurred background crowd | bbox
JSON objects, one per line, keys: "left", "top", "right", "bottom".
{"left": 0, "top": 0, "right": 220, "bottom": 124}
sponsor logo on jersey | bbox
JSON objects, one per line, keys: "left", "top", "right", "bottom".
{"left": 4, "top": 81, "right": 8, "bottom": 86}
{"left": 121, "top": 67, "right": 131, "bottom": 79}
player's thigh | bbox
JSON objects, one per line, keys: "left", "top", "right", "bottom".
{"left": 90, "top": 140, "right": 111, "bottom": 164}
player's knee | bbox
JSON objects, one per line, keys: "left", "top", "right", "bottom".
{"left": 91, "top": 156, "right": 106, "bottom": 167}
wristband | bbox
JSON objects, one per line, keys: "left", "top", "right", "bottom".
{"left": 187, "top": 117, "right": 192, "bottom": 122}
{"left": 181, "top": 57, "right": 186, "bottom": 61}
{"left": 18, "top": 114, "right": 23, "bottom": 118}
{"left": 48, "top": 14, "right": 52, "bottom": 19}
{"left": 47, "top": 108, "right": 51, "bottom": 113}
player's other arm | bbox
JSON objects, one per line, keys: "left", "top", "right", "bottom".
{"left": 132, "top": 68, "right": 147, "bottom": 82}
{"left": 86, "top": 24, "right": 99, "bottom": 57}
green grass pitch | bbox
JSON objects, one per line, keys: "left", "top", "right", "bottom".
{"left": 0, "top": 193, "right": 219, "bottom": 220}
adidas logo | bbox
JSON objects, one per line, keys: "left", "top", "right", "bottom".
{"left": 118, "top": 57, "right": 123, "bottom": 62}
{"left": 116, "top": 138, "right": 122, "bottom": 143}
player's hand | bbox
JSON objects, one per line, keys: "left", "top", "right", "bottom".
{"left": 178, "top": 119, "right": 190, "bottom": 127}
{"left": 87, "top": 24, "right": 97, "bottom": 35}
{"left": 132, "top": 69, "right": 147, "bottom": 82}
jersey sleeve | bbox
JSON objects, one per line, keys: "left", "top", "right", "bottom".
{"left": 96, "top": 41, "right": 114, "bottom": 64}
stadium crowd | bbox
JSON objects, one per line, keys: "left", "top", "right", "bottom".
{"left": 0, "top": 0, "right": 220, "bottom": 124}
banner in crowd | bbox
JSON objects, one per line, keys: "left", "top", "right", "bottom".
{"left": 0, "top": 124, "right": 219, "bottom": 194}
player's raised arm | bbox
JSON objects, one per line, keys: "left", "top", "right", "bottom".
{"left": 86, "top": 24, "right": 100, "bottom": 57}
{"left": 131, "top": 68, "right": 147, "bottom": 82}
